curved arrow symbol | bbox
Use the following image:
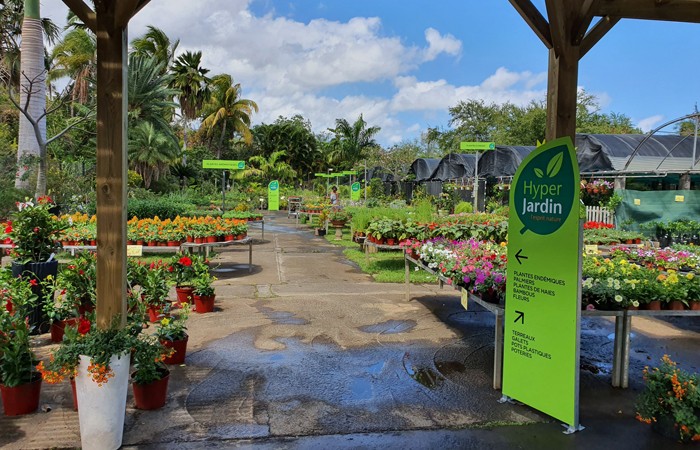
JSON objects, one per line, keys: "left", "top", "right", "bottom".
{"left": 515, "top": 249, "right": 528, "bottom": 264}
{"left": 514, "top": 310, "right": 525, "bottom": 324}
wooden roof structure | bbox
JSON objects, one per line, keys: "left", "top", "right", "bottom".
{"left": 61, "top": 0, "right": 700, "bottom": 329}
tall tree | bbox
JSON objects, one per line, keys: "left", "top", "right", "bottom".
{"left": 327, "top": 114, "right": 380, "bottom": 168}
{"left": 200, "top": 74, "right": 258, "bottom": 158}
{"left": 242, "top": 149, "right": 296, "bottom": 184}
{"left": 131, "top": 26, "right": 179, "bottom": 75}
{"left": 169, "top": 51, "right": 210, "bottom": 161}
{"left": 49, "top": 27, "right": 96, "bottom": 109}
{"left": 251, "top": 116, "right": 321, "bottom": 178}
{"left": 128, "top": 121, "right": 179, "bottom": 189}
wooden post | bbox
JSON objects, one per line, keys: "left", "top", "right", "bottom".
{"left": 545, "top": 46, "right": 579, "bottom": 143}
{"left": 94, "top": 1, "right": 127, "bottom": 329}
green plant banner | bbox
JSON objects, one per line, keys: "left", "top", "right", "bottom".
{"left": 268, "top": 180, "right": 280, "bottom": 211}
{"left": 503, "top": 136, "right": 581, "bottom": 428}
{"left": 202, "top": 160, "right": 245, "bottom": 170}
{"left": 351, "top": 182, "right": 361, "bottom": 201}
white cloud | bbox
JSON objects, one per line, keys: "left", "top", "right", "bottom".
{"left": 637, "top": 115, "right": 664, "bottom": 132}
{"left": 423, "top": 28, "right": 462, "bottom": 61}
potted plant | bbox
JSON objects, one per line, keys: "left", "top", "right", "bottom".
{"left": 170, "top": 253, "right": 198, "bottom": 304}
{"left": 7, "top": 196, "right": 68, "bottom": 331}
{"left": 42, "top": 284, "right": 79, "bottom": 343}
{"left": 36, "top": 318, "right": 139, "bottom": 449}
{"left": 56, "top": 252, "right": 97, "bottom": 316}
{"left": 140, "top": 260, "right": 172, "bottom": 322}
{"left": 0, "top": 270, "right": 41, "bottom": 416}
{"left": 131, "top": 334, "right": 172, "bottom": 410}
{"left": 635, "top": 355, "right": 700, "bottom": 443}
{"left": 329, "top": 209, "right": 351, "bottom": 226}
{"left": 156, "top": 304, "right": 190, "bottom": 365}
{"left": 192, "top": 271, "right": 216, "bottom": 314}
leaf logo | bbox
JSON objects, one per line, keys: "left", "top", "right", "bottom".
{"left": 547, "top": 152, "right": 564, "bottom": 178}
{"left": 534, "top": 168, "right": 543, "bottom": 178}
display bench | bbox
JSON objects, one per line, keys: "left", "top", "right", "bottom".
{"left": 363, "top": 240, "right": 403, "bottom": 261}
{"left": 247, "top": 219, "right": 265, "bottom": 240}
{"left": 403, "top": 253, "right": 700, "bottom": 390}
{"left": 181, "top": 237, "right": 253, "bottom": 272}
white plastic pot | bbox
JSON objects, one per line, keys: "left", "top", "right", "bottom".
{"left": 75, "top": 354, "right": 130, "bottom": 450}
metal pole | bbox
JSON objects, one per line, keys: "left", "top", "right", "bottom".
{"left": 473, "top": 151, "right": 479, "bottom": 212}
{"left": 364, "top": 160, "right": 368, "bottom": 203}
{"left": 222, "top": 170, "right": 226, "bottom": 212}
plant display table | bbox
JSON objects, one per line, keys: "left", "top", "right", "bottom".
{"left": 363, "top": 240, "right": 403, "bottom": 261}
{"left": 403, "top": 253, "right": 700, "bottom": 390}
{"left": 181, "top": 237, "right": 253, "bottom": 273}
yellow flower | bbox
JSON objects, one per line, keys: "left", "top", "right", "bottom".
{"left": 160, "top": 318, "right": 171, "bottom": 326}
{"left": 686, "top": 273, "right": 695, "bottom": 280}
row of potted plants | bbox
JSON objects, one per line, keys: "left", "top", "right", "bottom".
{"left": 364, "top": 214, "right": 509, "bottom": 245}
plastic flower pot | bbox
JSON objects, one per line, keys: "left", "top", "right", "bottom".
{"left": 147, "top": 305, "right": 163, "bottom": 323}
{"left": 643, "top": 300, "right": 662, "bottom": 310}
{"left": 175, "top": 286, "right": 194, "bottom": 305}
{"left": 161, "top": 335, "right": 188, "bottom": 365}
{"left": 50, "top": 318, "right": 79, "bottom": 343}
{"left": 132, "top": 370, "right": 170, "bottom": 410}
{"left": 75, "top": 354, "right": 129, "bottom": 450}
{"left": 0, "top": 376, "right": 42, "bottom": 416}
{"left": 194, "top": 294, "right": 215, "bottom": 313}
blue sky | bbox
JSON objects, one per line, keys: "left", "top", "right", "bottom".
{"left": 43, "top": 0, "right": 700, "bottom": 147}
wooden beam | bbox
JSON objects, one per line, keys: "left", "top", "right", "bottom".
{"left": 114, "top": 0, "right": 151, "bottom": 28}
{"left": 572, "top": 0, "right": 595, "bottom": 46}
{"left": 62, "top": 0, "right": 97, "bottom": 32}
{"left": 580, "top": 16, "right": 620, "bottom": 58}
{"left": 508, "top": 0, "right": 553, "bottom": 49}
{"left": 545, "top": 46, "right": 580, "bottom": 142}
{"left": 591, "top": 0, "right": 700, "bottom": 23}
{"left": 94, "top": 1, "right": 128, "bottom": 329}
{"left": 545, "top": 0, "right": 577, "bottom": 57}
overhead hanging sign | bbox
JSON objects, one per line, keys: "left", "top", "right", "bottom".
{"left": 351, "top": 182, "right": 361, "bottom": 201}
{"left": 460, "top": 141, "right": 495, "bottom": 151}
{"left": 341, "top": 170, "right": 357, "bottom": 175}
{"left": 202, "top": 160, "right": 245, "bottom": 170}
{"left": 502, "top": 137, "right": 582, "bottom": 430}
{"left": 268, "top": 180, "right": 280, "bottom": 211}
{"left": 314, "top": 173, "right": 335, "bottom": 178}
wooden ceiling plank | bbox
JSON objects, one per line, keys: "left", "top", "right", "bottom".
{"left": 114, "top": 0, "right": 140, "bottom": 28}
{"left": 580, "top": 15, "right": 620, "bottom": 58}
{"left": 592, "top": 0, "right": 700, "bottom": 23}
{"left": 508, "top": 0, "right": 553, "bottom": 49}
{"left": 572, "top": 0, "right": 595, "bottom": 45}
{"left": 61, "top": 0, "right": 97, "bottom": 32}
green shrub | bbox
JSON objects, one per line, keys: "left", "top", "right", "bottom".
{"left": 128, "top": 198, "right": 189, "bottom": 220}
{"left": 455, "top": 201, "right": 473, "bottom": 214}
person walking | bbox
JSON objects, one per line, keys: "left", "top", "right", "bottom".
{"left": 330, "top": 186, "right": 339, "bottom": 206}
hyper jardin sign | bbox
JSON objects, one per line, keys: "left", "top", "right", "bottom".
{"left": 268, "top": 180, "right": 280, "bottom": 211}
{"left": 502, "top": 137, "right": 582, "bottom": 431}
{"left": 351, "top": 182, "right": 361, "bottom": 201}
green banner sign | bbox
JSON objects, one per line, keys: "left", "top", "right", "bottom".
{"left": 341, "top": 170, "right": 357, "bottom": 175}
{"left": 502, "top": 137, "right": 581, "bottom": 428}
{"left": 351, "top": 182, "right": 361, "bottom": 201}
{"left": 314, "top": 173, "right": 335, "bottom": 178}
{"left": 202, "top": 160, "right": 245, "bottom": 170}
{"left": 460, "top": 141, "right": 495, "bottom": 151}
{"left": 268, "top": 180, "right": 280, "bottom": 211}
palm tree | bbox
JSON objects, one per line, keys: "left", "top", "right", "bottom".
{"left": 201, "top": 74, "right": 258, "bottom": 158}
{"left": 129, "top": 121, "right": 180, "bottom": 189}
{"left": 127, "top": 53, "right": 178, "bottom": 145}
{"left": 327, "top": 114, "right": 381, "bottom": 168}
{"left": 242, "top": 150, "right": 296, "bottom": 184}
{"left": 49, "top": 27, "right": 96, "bottom": 109}
{"left": 169, "top": 51, "right": 210, "bottom": 160}
{"left": 131, "top": 26, "right": 179, "bottom": 75}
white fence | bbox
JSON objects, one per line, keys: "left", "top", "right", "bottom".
{"left": 586, "top": 206, "right": 614, "bottom": 225}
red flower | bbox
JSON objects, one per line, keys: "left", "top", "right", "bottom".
{"left": 29, "top": 279, "right": 38, "bottom": 286}
{"left": 37, "top": 195, "right": 52, "bottom": 204}
{"left": 4, "top": 224, "right": 11, "bottom": 233}
{"left": 178, "top": 256, "right": 192, "bottom": 267}
{"left": 168, "top": 266, "right": 174, "bottom": 272}
{"left": 78, "top": 318, "right": 91, "bottom": 335}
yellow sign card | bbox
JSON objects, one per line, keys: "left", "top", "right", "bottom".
{"left": 460, "top": 288, "right": 469, "bottom": 310}
{"left": 584, "top": 245, "right": 599, "bottom": 255}
{"left": 675, "top": 195, "right": 685, "bottom": 202}
{"left": 634, "top": 199, "right": 641, "bottom": 205}
{"left": 127, "top": 245, "right": 143, "bottom": 257}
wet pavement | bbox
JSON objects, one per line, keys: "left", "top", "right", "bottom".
{"left": 0, "top": 212, "right": 698, "bottom": 449}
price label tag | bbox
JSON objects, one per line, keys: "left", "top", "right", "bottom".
{"left": 127, "top": 245, "right": 143, "bottom": 257}
{"left": 584, "top": 245, "right": 599, "bottom": 255}
{"left": 460, "top": 288, "right": 469, "bottom": 310}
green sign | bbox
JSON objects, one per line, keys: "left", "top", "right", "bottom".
{"left": 460, "top": 141, "right": 495, "bottom": 151}
{"left": 341, "top": 170, "right": 357, "bottom": 175}
{"left": 268, "top": 180, "right": 280, "bottom": 211}
{"left": 314, "top": 173, "right": 335, "bottom": 178}
{"left": 502, "top": 137, "right": 581, "bottom": 428}
{"left": 202, "top": 160, "right": 245, "bottom": 170}
{"left": 351, "top": 182, "right": 361, "bottom": 201}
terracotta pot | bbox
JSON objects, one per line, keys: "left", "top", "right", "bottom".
{"left": 70, "top": 377, "right": 78, "bottom": 411}
{"left": 194, "top": 294, "right": 215, "bottom": 313}
{"left": 386, "top": 238, "right": 396, "bottom": 246}
{"left": 643, "top": 300, "right": 662, "bottom": 310}
{"left": 236, "top": 234, "right": 245, "bottom": 240}
{"left": 158, "top": 241, "right": 167, "bottom": 247}
{"left": 194, "top": 237, "right": 204, "bottom": 244}
{"left": 147, "top": 305, "right": 163, "bottom": 323}
{"left": 136, "top": 240, "right": 145, "bottom": 245}
{"left": 175, "top": 286, "right": 194, "bottom": 305}
{"left": 665, "top": 300, "right": 686, "bottom": 311}
{"left": 161, "top": 335, "right": 188, "bottom": 365}
{"left": 127, "top": 240, "right": 135, "bottom": 245}
{"left": 167, "top": 240, "right": 180, "bottom": 247}
{"left": 225, "top": 235, "right": 235, "bottom": 241}
{"left": 186, "top": 236, "right": 195, "bottom": 243}
{"left": 132, "top": 370, "right": 170, "bottom": 410}
{"left": 147, "top": 241, "right": 158, "bottom": 247}
{"left": 89, "top": 240, "right": 97, "bottom": 246}
{"left": 206, "top": 236, "right": 218, "bottom": 243}
{"left": 690, "top": 302, "right": 700, "bottom": 311}
{"left": 50, "top": 318, "right": 79, "bottom": 343}
{"left": 0, "top": 376, "right": 42, "bottom": 416}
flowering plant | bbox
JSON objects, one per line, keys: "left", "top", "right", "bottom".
{"left": 192, "top": 271, "right": 216, "bottom": 296}
{"left": 156, "top": 304, "right": 189, "bottom": 342}
{"left": 131, "top": 334, "right": 172, "bottom": 385}
{"left": 37, "top": 318, "right": 139, "bottom": 386}
{"left": 0, "top": 270, "right": 39, "bottom": 387}
{"left": 8, "top": 196, "right": 68, "bottom": 263}
{"left": 170, "top": 253, "right": 197, "bottom": 287}
{"left": 635, "top": 355, "right": 700, "bottom": 442}
{"left": 140, "top": 260, "right": 172, "bottom": 307}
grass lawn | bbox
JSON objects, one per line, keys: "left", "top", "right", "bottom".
{"left": 323, "top": 230, "right": 436, "bottom": 284}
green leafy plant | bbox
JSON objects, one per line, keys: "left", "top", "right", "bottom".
{"left": 193, "top": 271, "right": 216, "bottom": 296}
{"left": 140, "top": 260, "right": 172, "bottom": 307}
{"left": 454, "top": 201, "right": 473, "bottom": 214}
{"left": 7, "top": 196, "right": 68, "bottom": 263}
{"left": 155, "top": 304, "right": 189, "bottom": 342}
{"left": 131, "top": 334, "right": 171, "bottom": 385}
{"left": 635, "top": 355, "right": 700, "bottom": 443}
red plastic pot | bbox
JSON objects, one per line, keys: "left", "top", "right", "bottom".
{"left": 175, "top": 286, "right": 194, "bottom": 305}
{"left": 1, "top": 377, "right": 42, "bottom": 416}
{"left": 132, "top": 370, "right": 170, "bottom": 410}
{"left": 147, "top": 305, "right": 163, "bottom": 323}
{"left": 194, "top": 294, "right": 215, "bottom": 313}
{"left": 161, "top": 335, "right": 188, "bottom": 365}
{"left": 50, "top": 318, "right": 79, "bottom": 343}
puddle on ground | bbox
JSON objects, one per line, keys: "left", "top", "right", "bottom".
{"left": 366, "top": 361, "right": 384, "bottom": 375}
{"left": 359, "top": 320, "right": 416, "bottom": 334}
{"left": 404, "top": 365, "right": 445, "bottom": 389}
{"left": 350, "top": 378, "right": 373, "bottom": 400}
{"left": 257, "top": 305, "right": 309, "bottom": 325}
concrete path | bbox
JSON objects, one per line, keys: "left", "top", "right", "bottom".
{"left": 1, "top": 212, "right": 698, "bottom": 449}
